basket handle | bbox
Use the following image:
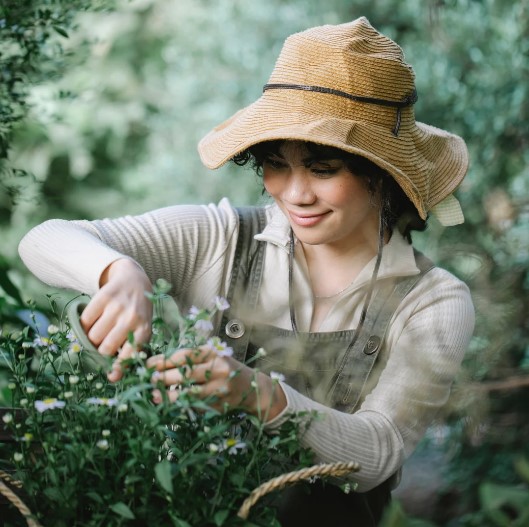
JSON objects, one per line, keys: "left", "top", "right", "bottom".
{"left": 0, "top": 470, "right": 43, "bottom": 527}
{"left": 237, "top": 461, "right": 361, "bottom": 520}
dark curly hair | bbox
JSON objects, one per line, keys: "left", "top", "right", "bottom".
{"left": 232, "top": 140, "right": 427, "bottom": 243}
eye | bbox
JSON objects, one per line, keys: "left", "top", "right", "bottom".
{"left": 309, "top": 163, "right": 341, "bottom": 177}
{"left": 263, "top": 156, "right": 287, "bottom": 170}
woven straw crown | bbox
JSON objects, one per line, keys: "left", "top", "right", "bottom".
{"left": 198, "top": 17, "right": 469, "bottom": 225}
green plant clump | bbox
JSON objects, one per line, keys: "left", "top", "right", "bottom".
{"left": 0, "top": 281, "right": 316, "bottom": 526}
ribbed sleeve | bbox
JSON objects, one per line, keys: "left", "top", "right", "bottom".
{"left": 18, "top": 199, "right": 239, "bottom": 303}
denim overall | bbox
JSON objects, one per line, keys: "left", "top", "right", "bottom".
{"left": 217, "top": 208, "right": 434, "bottom": 526}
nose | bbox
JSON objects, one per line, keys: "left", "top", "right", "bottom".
{"left": 282, "top": 167, "right": 316, "bottom": 205}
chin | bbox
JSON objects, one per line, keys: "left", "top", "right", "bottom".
{"left": 291, "top": 229, "right": 328, "bottom": 246}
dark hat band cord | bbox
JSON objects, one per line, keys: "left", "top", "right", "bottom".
{"left": 263, "top": 83, "right": 418, "bottom": 136}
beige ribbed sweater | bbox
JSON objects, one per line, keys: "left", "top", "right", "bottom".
{"left": 18, "top": 198, "right": 475, "bottom": 492}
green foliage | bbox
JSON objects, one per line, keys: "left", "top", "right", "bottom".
{"left": 0, "top": 0, "right": 111, "bottom": 119}
{"left": 0, "top": 285, "right": 315, "bottom": 526}
{"left": 0, "top": 0, "right": 119, "bottom": 326}
{"left": 380, "top": 500, "right": 438, "bottom": 527}
{"left": 448, "top": 457, "right": 529, "bottom": 527}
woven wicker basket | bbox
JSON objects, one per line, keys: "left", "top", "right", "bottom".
{"left": 0, "top": 461, "right": 360, "bottom": 525}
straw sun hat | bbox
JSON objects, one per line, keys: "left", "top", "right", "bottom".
{"left": 198, "top": 17, "right": 469, "bottom": 226}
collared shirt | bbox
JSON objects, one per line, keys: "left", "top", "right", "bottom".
{"left": 18, "top": 198, "right": 475, "bottom": 491}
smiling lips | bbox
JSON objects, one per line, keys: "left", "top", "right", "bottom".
{"left": 288, "top": 210, "right": 331, "bottom": 227}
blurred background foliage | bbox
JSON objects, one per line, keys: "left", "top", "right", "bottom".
{"left": 0, "top": 0, "right": 528, "bottom": 525}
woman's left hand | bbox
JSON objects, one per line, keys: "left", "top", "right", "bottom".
{"left": 146, "top": 346, "right": 287, "bottom": 422}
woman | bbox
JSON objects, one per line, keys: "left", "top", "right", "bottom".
{"left": 19, "top": 17, "right": 474, "bottom": 526}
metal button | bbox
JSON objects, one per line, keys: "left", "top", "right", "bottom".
{"left": 225, "top": 319, "right": 245, "bottom": 339}
{"left": 363, "top": 336, "right": 381, "bottom": 355}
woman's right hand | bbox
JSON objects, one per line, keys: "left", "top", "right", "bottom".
{"left": 80, "top": 258, "right": 153, "bottom": 382}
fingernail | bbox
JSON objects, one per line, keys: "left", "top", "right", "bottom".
{"left": 151, "top": 371, "right": 161, "bottom": 383}
{"left": 152, "top": 390, "right": 162, "bottom": 404}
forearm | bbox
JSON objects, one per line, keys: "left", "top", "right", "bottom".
{"left": 18, "top": 219, "right": 132, "bottom": 295}
{"left": 18, "top": 200, "right": 240, "bottom": 299}
{"left": 264, "top": 385, "right": 404, "bottom": 492}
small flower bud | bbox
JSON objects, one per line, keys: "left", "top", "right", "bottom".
{"left": 47, "top": 325, "right": 60, "bottom": 335}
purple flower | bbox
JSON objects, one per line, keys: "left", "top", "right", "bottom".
{"left": 35, "top": 398, "right": 66, "bottom": 413}
{"left": 188, "top": 306, "right": 201, "bottom": 321}
{"left": 194, "top": 319, "right": 214, "bottom": 336}
{"left": 32, "top": 336, "right": 58, "bottom": 352}
{"left": 213, "top": 296, "right": 230, "bottom": 312}
{"left": 86, "top": 397, "right": 118, "bottom": 407}
{"left": 205, "top": 337, "right": 233, "bottom": 358}
{"left": 222, "top": 438, "right": 246, "bottom": 455}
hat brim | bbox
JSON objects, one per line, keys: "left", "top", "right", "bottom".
{"left": 198, "top": 92, "right": 468, "bottom": 222}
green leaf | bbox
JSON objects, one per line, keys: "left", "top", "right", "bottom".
{"left": 515, "top": 457, "right": 529, "bottom": 484}
{"left": 86, "top": 491, "right": 104, "bottom": 504}
{"left": 110, "top": 501, "right": 136, "bottom": 520}
{"left": 213, "top": 509, "right": 230, "bottom": 526}
{"left": 155, "top": 459, "right": 173, "bottom": 494}
{"left": 479, "top": 482, "right": 529, "bottom": 527}
{"left": 131, "top": 401, "right": 159, "bottom": 426}
{"left": 52, "top": 26, "right": 69, "bottom": 38}
{"left": 0, "top": 347, "right": 13, "bottom": 370}
{"left": 0, "top": 257, "right": 24, "bottom": 305}
{"left": 43, "top": 486, "right": 64, "bottom": 503}
{"left": 229, "top": 472, "right": 245, "bottom": 488}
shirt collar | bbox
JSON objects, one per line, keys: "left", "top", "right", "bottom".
{"left": 254, "top": 204, "right": 291, "bottom": 249}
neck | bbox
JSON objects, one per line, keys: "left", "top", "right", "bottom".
{"left": 299, "top": 227, "right": 387, "bottom": 300}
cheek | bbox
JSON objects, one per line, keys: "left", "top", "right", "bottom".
{"left": 322, "top": 179, "right": 372, "bottom": 210}
{"left": 262, "top": 171, "right": 282, "bottom": 197}
{"left": 321, "top": 181, "right": 356, "bottom": 206}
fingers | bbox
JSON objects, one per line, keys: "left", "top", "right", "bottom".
{"left": 149, "top": 352, "right": 238, "bottom": 409}
{"left": 152, "top": 380, "right": 229, "bottom": 405}
{"left": 85, "top": 302, "right": 122, "bottom": 349}
{"left": 99, "top": 317, "right": 151, "bottom": 356}
{"left": 146, "top": 345, "right": 213, "bottom": 371}
{"left": 107, "top": 325, "right": 152, "bottom": 382}
{"left": 76, "top": 260, "right": 154, "bottom": 381}
{"left": 85, "top": 301, "right": 152, "bottom": 354}
{"left": 80, "top": 292, "right": 105, "bottom": 336}
{"left": 81, "top": 256, "right": 153, "bottom": 342}
{"left": 152, "top": 387, "right": 189, "bottom": 405}
{"left": 152, "top": 360, "right": 228, "bottom": 386}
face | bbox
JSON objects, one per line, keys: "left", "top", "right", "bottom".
{"left": 262, "top": 141, "right": 381, "bottom": 251}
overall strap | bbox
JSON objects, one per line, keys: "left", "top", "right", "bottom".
{"left": 217, "top": 206, "right": 267, "bottom": 362}
{"left": 329, "top": 250, "right": 435, "bottom": 412}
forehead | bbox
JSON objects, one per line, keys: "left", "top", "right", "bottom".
{"left": 278, "top": 141, "right": 309, "bottom": 160}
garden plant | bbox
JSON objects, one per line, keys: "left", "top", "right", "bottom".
{"left": 0, "top": 281, "right": 328, "bottom": 527}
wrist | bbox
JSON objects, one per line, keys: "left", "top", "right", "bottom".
{"left": 254, "top": 371, "right": 287, "bottom": 422}
{"left": 100, "top": 258, "right": 150, "bottom": 288}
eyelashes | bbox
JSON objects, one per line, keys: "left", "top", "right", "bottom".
{"left": 263, "top": 156, "right": 341, "bottom": 177}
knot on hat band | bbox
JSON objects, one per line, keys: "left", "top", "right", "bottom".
{"left": 263, "top": 83, "right": 418, "bottom": 136}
